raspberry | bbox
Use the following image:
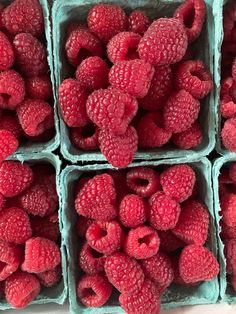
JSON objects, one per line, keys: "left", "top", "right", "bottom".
{"left": 221, "top": 193, "right": 236, "bottom": 227}
{"left": 75, "top": 174, "right": 117, "bottom": 222}
{"left": 229, "top": 163, "right": 236, "bottom": 184}
{"left": 86, "top": 221, "right": 124, "bottom": 255}
{"left": 76, "top": 216, "right": 94, "bottom": 238}
{"left": 174, "top": 0, "right": 206, "bottom": 43}
{"left": 179, "top": 244, "right": 219, "bottom": 283}
{"left": 0, "top": 31, "right": 14, "bottom": 70}
{"left": 0, "top": 193, "right": 5, "bottom": 212}
{"left": 173, "top": 200, "right": 209, "bottom": 245}
{"left": 171, "top": 122, "right": 203, "bottom": 149}
{"left": 59, "top": 79, "right": 88, "bottom": 128}
{"left": 160, "top": 164, "right": 196, "bottom": 202}
{"left": 77, "top": 274, "right": 112, "bottom": 307}
{"left": 220, "top": 96, "right": 236, "bottom": 119}
{"left": 0, "top": 207, "right": 32, "bottom": 244}
{"left": 139, "top": 65, "right": 173, "bottom": 111}
{"left": 79, "top": 243, "right": 105, "bottom": 275}
{"left": 86, "top": 88, "right": 138, "bottom": 135}
{"left": 26, "top": 75, "right": 52, "bottom": 100}
{"left": 104, "top": 252, "right": 145, "bottom": 294}
{"left": 0, "top": 113, "right": 22, "bottom": 138}
{"left": 128, "top": 10, "right": 151, "bottom": 35}
{"left": 137, "top": 112, "right": 172, "bottom": 148}
{"left": 87, "top": 4, "right": 127, "bottom": 42}
{"left": 5, "top": 270, "right": 40, "bottom": 309}
{"left": 158, "top": 230, "right": 185, "bottom": 253}
{"left": 0, "top": 70, "right": 25, "bottom": 110}
{"left": 37, "top": 265, "right": 61, "bottom": 287}
{"left": 163, "top": 90, "right": 200, "bottom": 133}
{"left": 0, "top": 130, "right": 18, "bottom": 163}
{"left": 109, "top": 59, "right": 154, "bottom": 98}
{"left": 31, "top": 216, "right": 59, "bottom": 242}
{"left": 221, "top": 118, "right": 236, "bottom": 152}
{"left": 17, "top": 99, "right": 54, "bottom": 136}
{"left": 138, "top": 18, "right": 187, "bottom": 66}
{"left": 99, "top": 126, "right": 138, "bottom": 168}
{"left": 65, "top": 28, "right": 103, "bottom": 67}
{"left": 70, "top": 124, "right": 99, "bottom": 151}
{"left": 107, "top": 32, "right": 141, "bottom": 63}
{"left": 149, "top": 192, "right": 181, "bottom": 230}
{"left": 13, "top": 33, "right": 48, "bottom": 77}
{"left": 0, "top": 240, "right": 22, "bottom": 280}
{"left": 119, "top": 194, "right": 147, "bottom": 228}
{"left": 223, "top": 3, "right": 236, "bottom": 42}
{"left": 220, "top": 77, "right": 236, "bottom": 99}
{"left": 221, "top": 221, "right": 236, "bottom": 240}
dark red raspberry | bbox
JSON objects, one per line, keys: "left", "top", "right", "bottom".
{"left": 221, "top": 117, "right": 236, "bottom": 152}
{"left": 128, "top": 10, "right": 151, "bottom": 35}
{"left": 26, "top": 75, "right": 52, "bottom": 100}
{"left": 107, "top": 32, "right": 141, "bottom": 63}
{"left": 158, "top": 230, "right": 185, "bottom": 253}
{"left": 104, "top": 252, "right": 145, "bottom": 294}
{"left": 0, "top": 31, "right": 14, "bottom": 70}
{"left": 77, "top": 274, "right": 112, "bottom": 307}
{"left": 171, "top": 122, "right": 203, "bottom": 149}
{"left": 138, "top": 18, "right": 188, "bottom": 66}
{"left": 109, "top": 59, "right": 154, "bottom": 98}
{"left": 220, "top": 77, "right": 236, "bottom": 100}
{"left": 221, "top": 221, "right": 236, "bottom": 240}
{"left": 37, "top": 265, "right": 61, "bottom": 287}
{"left": 160, "top": 164, "right": 196, "bottom": 202}
{"left": 76, "top": 216, "right": 94, "bottom": 238}
{"left": 0, "top": 70, "right": 25, "bottom": 110}
{"left": 0, "top": 193, "right": 5, "bottom": 212}
{"left": 0, "top": 240, "right": 22, "bottom": 281}
{"left": 220, "top": 96, "right": 236, "bottom": 119}
{"left": 0, "top": 130, "right": 19, "bottom": 162}
{"left": 86, "top": 88, "right": 137, "bottom": 135}
{"left": 70, "top": 124, "right": 99, "bottom": 151}
{"left": 99, "top": 126, "right": 138, "bottom": 168}
{"left": 223, "top": 3, "right": 236, "bottom": 42}
{"left": 31, "top": 216, "right": 59, "bottom": 242}
{"left": 87, "top": 4, "right": 127, "bottom": 42}
{"left": 220, "top": 193, "right": 236, "bottom": 227}
{"left": 139, "top": 65, "right": 173, "bottom": 111}
{"left": 79, "top": 243, "right": 105, "bottom": 275}
{"left": 225, "top": 239, "right": 236, "bottom": 274}
{"left": 0, "top": 113, "right": 22, "bottom": 138}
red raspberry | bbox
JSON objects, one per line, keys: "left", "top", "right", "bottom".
{"left": 179, "top": 244, "right": 219, "bottom": 283}
{"left": 137, "top": 112, "right": 172, "bottom": 148}
{"left": 70, "top": 124, "right": 99, "bottom": 151}
{"left": 26, "top": 75, "right": 52, "bottom": 101}
{"left": 0, "top": 70, "right": 25, "bottom": 110}
{"left": 79, "top": 243, "right": 105, "bottom": 275}
{"left": 221, "top": 192, "right": 236, "bottom": 227}
{"left": 160, "top": 164, "right": 196, "bottom": 202}
{"left": 119, "top": 194, "right": 147, "bottom": 228}
{"left": 171, "top": 122, "right": 203, "bottom": 149}
{"left": 158, "top": 230, "right": 185, "bottom": 253}
{"left": 221, "top": 221, "right": 236, "bottom": 240}
{"left": 173, "top": 200, "right": 209, "bottom": 245}
{"left": 37, "top": 265, "right": 61, "bottom": 287}
{"left": 86, "top": 221, "right": 124, "bottom": 255}
{"left": 149, "top": 192, "right": 181, "bottom": 230}
{"left": 174, "top": 0, "right": 206, "bottom": 43}
{"left": 75, "top": 174, "right": 117, "bottom": 222}
{"left": 5, "top": 270, "right": 40, "bottom": 309}
{"left": 31, "top": 216, "right": 59, "bottom": 242}
{"left": 0, "top": 207, "right": 32, "bottom": 244}
{"left": 13, "top": 33, "right": 48, "bottom": 77}
{"left": 0, "top": 240, "right": 22, "bottom": 280}
{"left": 139, "top": 65, "right": 173, "bottom": 111}
{"left": 107, "top": 32, "right": 141, "bottom": 63}
{"left": 223, "top": 3, "right": 236, "bottom": 42}
{"left": 128, "top": 10, "right": 151, "bottom": 35}
{"left": 86, "top": 88, "right": 138, "bottom": 135}
{"left": 221, "top": 118, "right": 236, "bottom": 152}
{"left": 17, "top": 99, "right": 54, "bottom": 136}
{"left": 109, "top": 59, "right": 154, "bottom": 98}
{"left": 232, "top": 57, "right": 236, "bottom": 81}
{"left": 138, "top": 18, "right": 187, "bottom": 66}
{"left": 163, "top": 90, "right": 200, "bottom": 133}
{"left": 104, "top": 252, "right": 145, "bottom": 294}
{"left": 77, "top": 274, "right": 112, "bottom": 307}
{"left": 220, "top": 96, "right": 236, "bottom": 119}
{"left": 0, "top": 193, "right": 5, "bottom": 211}
{"left": 0, "top": 130, "right": 18, "bottom": 162}
{"left": 0, "top": 31, "right": 14, "bottom": 70}
{"left": 76, "top": 216, "right": 94, "bottom": 238}
{"left": 87, "top": 4, "right": 127, "bottom": 42}
{"left": 220, "top": 77, "right": 236, "bottom": 100}
{"left": 0, "top": 113, "right": 22, "bottom": 138}
{"left": 99, "top": 126, "right": 138, "bottom": 168}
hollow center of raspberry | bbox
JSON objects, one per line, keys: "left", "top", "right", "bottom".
{"left": 138, "top": 234, "right": 153, "bottom": 246}
{"left": 135, "top": 178, "right": 149, "bottom": 187}
{"left": 126, "top": 47, "right": 139, "bottom": 60}
{"left": 0, "top": 93, "right": 11, "bottom": 105}
{"left": 191, "top": 70, "right": 206, "bottom": 81}
{"left": 81, "top": 124, "right": 95, "bottom": 138}
{"left": 0, "top": 261, "right": 6, "bottom": 272}
{"left": 183, "top": 6, "right": 195, "bottom": 28}
{"left": 98, "top": 228, "right": 108, "bottom": 238}
{"left": 83, "top": 287, "right": 96, "bottom": 298}
{"left": 91, "top": 248, "right": 103, "bottom": 258}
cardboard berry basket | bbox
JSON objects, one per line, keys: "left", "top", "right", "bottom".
{"left": 60, "top": 157, "right": 219, "bottom": 313}
{"left": 0, "top": 152, "right": 67, "bottom": 310}
{"left": 52, "top": 0, "right": 216, "bottom": 164}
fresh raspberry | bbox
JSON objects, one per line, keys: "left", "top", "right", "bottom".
{"left": 137, "top": 112, "right": 172, "bottom": 148}
{"left": 37, "top": 265, "right": 61, "bottom": 287}
{"left": 26, "top": 75, "right": 52, "bottom": 101}
{"left": 0, "top": 70, "right": 25, "bottom": 110}
{"left": 139, "top": 65, "right": 173, "bottom": 111}
{"left": 220, "top": 77, "right": 236, "bottom": 100}
{"left": 179, "top": 244, "right": 219, "bottom": 284}
{"left": 174, "top": 0, "right": 206, "bottom": 43}
{"left": 221, "top": 221, "right": 236, "bottom": 240}
{"left": 75, "top": 174, "right": 117, "bottom": 222}
{"left": 229, "top": 163, "right": 236, "bottom": 184}
{"left": 221, "top": 118, "right": 236, "bottom": 152}
{"left": 59, "top": 78, "right": 88, "bottom": 128}
{"left": 99, "top": 126, "right": 138, "bottom": 168}
{"left": 232, "top": 57, "right": 236, "bottom": 81}
{"left": 87, "top": 4, "right": 127, "bottom": 42}
{"left": 104, "top": 252, "right": 145, "bottom": 294}
{"left": 70, "top": 124, "right": 99, "bottom": 151}
{"left": 86, "top": 221, "right": 124, "bottom": 255}
{"left": 0, "top": 240, "right": 22, "bottom": 281}
{"left": 79, "top": 243, "right": 105, "bottom": 275}
{"left": 128, "top": 10, "right": 151, "bottom": 35}
{"left": 31, "top": 216, "right": 59, "bottom": 242}
{"left": 126, "top": 167, "right": 160, "bottom": 198}
{"left": 0, "top": 31, "right": 14, "bottom": 70}
{"left": 163, "top": 90, "right": 200, "bottom": 133}
{"left": 17, "top": 99, "right": 54, "bottom": 136}
{"left": 0, "top": 207, "right": 32, "bottom": 244}
{"left": 0, "top": 113, "right": 22, "bottom": 138}
{"left": 107, "top": 32, "right": 141, "bottom": 63}
{"left": 173, "top": 200, "right": 209, "bottom": 245}
{"left": 220, "top": 96, "right": 236, "bottom": 119}
{"left": 0, "top": 193, "right": 5, "bottom": 212}
{"left": 160, "top": 164, "right": 196, "bottom": 202}
{"left": 109, "top": 59, "right": 154, "bottom": 98}
{"left": 119, "top": 194, "right": 147, "bottom": 228}
{"left": 221, "top": 193, "right": 236, "bottom": 227}
{"left": 0, "top": 130, "right": 18, "bottom": 162}
{"left": 158, "top": 230, "right": 185, "bottom": 253}
{"left": 5, "top": 270, "right": 40, "bottom": 309}
{"left": 138, "top": 18, "right": 188, "bottom": 66}
{"left": 86, "top": 88, "right": 137, "bottom": 135}
{"left": 76, "top": 216, "right": 94, "bottom": 238}
{"left": 171, "top": 122, "right": 203, "bottom": 149}
{"left": 77, "top": 274, "right": 112, "bottom": 307}
{"left": 149, "top": 192, "right": 181, "bottom": 230}
{"left": 65, "top": 28, "right": 103, "bottom": 67}
{"left": 223, "top": 3, "right": 236, "bottom": 42}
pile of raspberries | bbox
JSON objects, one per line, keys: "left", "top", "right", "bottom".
{"left": 0, "top": 0, "right": 55, "bottom": 163}
{"left": 75, "top": 164, "right": 219, "bottom": 313}
{"left": 220, "top": 3, "right": 236, "bottom": 152}
{"left": 59, "top": 0, "right": 213, "bottom": 168}
{"left": 0, "top": 161, "right": 62, "bottom": 309}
